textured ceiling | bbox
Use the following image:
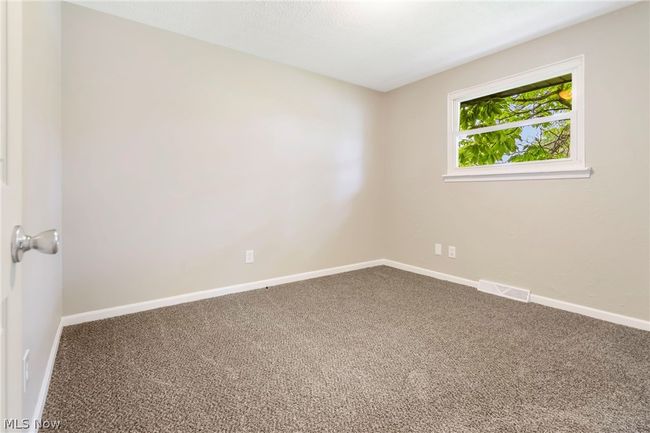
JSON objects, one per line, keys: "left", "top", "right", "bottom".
{"left": 71, "top": 1, "right": 633, "bottom": 92}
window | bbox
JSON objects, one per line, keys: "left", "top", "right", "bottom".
{"left": 444, "top": 56, "right": 590, "bottom": 182}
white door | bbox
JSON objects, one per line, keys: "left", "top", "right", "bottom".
{"left": 0, "top": 0, "right": 24, "bottom": 426}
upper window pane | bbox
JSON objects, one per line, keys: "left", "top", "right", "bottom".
{"left": 459, "top": 74, "right": 572, "bottom": 131}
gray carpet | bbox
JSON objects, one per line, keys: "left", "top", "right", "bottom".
{"left": 42, "top": 266, "right": 650, "bottom": 432}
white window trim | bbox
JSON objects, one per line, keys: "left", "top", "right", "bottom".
{"left": 443, "top": 55, "right": 590, "bottom": 182}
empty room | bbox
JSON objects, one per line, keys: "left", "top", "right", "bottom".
{"left": 0, "top": 0, "right": 649, "bottom": 432}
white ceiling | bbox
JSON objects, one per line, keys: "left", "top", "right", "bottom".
{"left": 72, "top": 1, "right": 633, "bottom": 92}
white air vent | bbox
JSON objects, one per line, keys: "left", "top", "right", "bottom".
{"left": 478, "top": 279, "right": 530, "bottom": 303}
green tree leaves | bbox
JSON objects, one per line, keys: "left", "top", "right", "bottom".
{"left": 458, "top": 76, "right": 572, "bottom": 167}
{"left": 459, "top": 127, "right": 520, "bottom": 166}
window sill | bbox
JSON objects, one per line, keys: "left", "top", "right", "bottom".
{"left": 442, "top": 167, "right": 592, "bottom": 182}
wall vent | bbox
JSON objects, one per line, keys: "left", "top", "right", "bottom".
{"left": 478, "top": 279, "right": 530, "bottom": 303}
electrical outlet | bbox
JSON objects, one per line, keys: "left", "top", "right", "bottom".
{"left": 245, "top": 250, "right": 254, "bottom": 264}
{"left": 23, "top": 350, "right": 30, "bottom": 393}
{"left": 448, "top": 246, "right": 456, "bottom": 259}
{"left": 434, "top": 243, "right": 442, "bottom": 255}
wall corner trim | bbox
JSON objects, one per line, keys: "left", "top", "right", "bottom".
{"left": 61, "top": 260, "right": 386, "bottom": 326}
{"left": 528, "top": 293, "right": 650, "bottom": 331}
{"left": 382, "top": 259, "right": 650, "bottom": 332}
{"left": 30, "top": 319, "right": 63, "bottom": 433}
{"left": 381, "top": 259, "right": 479, "bottom": 288}
{"left": 61, "top": 259, "right": 650, "bottom": 332}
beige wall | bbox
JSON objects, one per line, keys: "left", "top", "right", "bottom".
{"left": 63, "top": 3, "right": 649, "bottom": 322}
{"left": 22, "top": 0, "right": 62, "bottom": 420}
{"left": 62, "top": 4, "right": 385, "bottom": 315}
{"left": 383, "top": 3, "right": 649, "bottom": 320}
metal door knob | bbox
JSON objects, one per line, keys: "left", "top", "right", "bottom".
{"left": 11, "top": 225, "right": 59, "bottom": 263}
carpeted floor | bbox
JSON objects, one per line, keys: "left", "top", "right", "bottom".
{"left": 42, "top": 266, "right": 650, "bottom": 432}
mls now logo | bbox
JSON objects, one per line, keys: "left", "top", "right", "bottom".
{"left": 3, "top": 418, "right": 61, "bottom": 430}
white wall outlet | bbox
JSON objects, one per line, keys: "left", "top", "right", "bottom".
{"left": 22, "top": 349, "right": 30, "bottom": 393}
{"left": 245, "top": 250, "right": 254, "bottom": 264}
{"left": 434, "top": 243, "right": 442, "bottom": 255}
{"left": 448, "top": 246, "right": 456, "bottom": 259}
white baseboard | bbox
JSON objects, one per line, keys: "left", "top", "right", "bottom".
{"left": 383, "top": 259, "right": 649, "bottom": 332}
{"left": 529, "top": 294, "right": 650, "bottom": 331}
{"left": 61, "top": 259, "right": 385, "bottom": 326}
{"left": 29, "top": 319, "right": 63, "bottom": 433}
{"left": 381, "top": 259, "right": 479, "bottom": 288}
{"left": 61, "top": 258, "right": 649, "bottom": 332}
